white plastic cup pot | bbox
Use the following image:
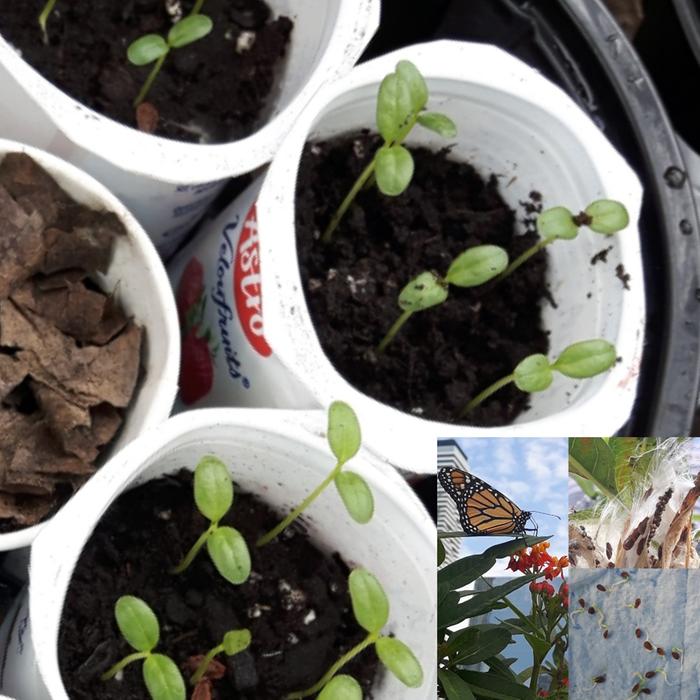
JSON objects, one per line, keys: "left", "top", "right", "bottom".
{"left": 167, "top": 41, "right": 645, "bottom": 471}
{"left": 0, "top": 409, "right": 436, "bottom": 700}
{"left": 0, "top": 139, "right": 180, "bottom": 552}
{"left": 0, "top": 1, "right": 380, "bottom": 258}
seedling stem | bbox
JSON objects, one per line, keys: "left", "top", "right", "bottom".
{"left": 377, "top": 309, "right": 413, "bottom": 353}
{"left": 257, "top": 466, "right": 340, "bottom": 547}
{"left": 257, "top": 402, "right": 373, "bottom": 546}
{"left": 39, "top": 0, "right": 58, "bottom": 43}
{"left": 134, "top": 54, "right": 168, "bottom": 108}
{"left": 286, "top": 633, "right": 378, "bottom": 698}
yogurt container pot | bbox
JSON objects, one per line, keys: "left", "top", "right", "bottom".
{"left": 0, "top": 409, "right": 436, "bottom": 699}
{"left": 0, "top": 0, "right": 380, "bottom": 257}
{"left": 167, "top": 41, "right": 646, "bottom": 473}
{"left": 0, "top": 139, "right": 179, "bottom": 552}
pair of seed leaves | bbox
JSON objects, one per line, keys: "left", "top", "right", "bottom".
{"left": 113, "top": 596, "right": 250, "bottom": 700}
{"left": 128, "top": 14, "right": 213, "bottom": 67}
{"left": 373, "top": 60, "right": 457, "bottom": 197}
{"left": 396, "top": 199, "right": 630, "bottom": 315}
{"left": 318, "top": 569, "right": 424, "bottom": 699}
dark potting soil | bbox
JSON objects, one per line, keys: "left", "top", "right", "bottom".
{"left": 296, "top": 131, "right": 550, "bottom": 426}
{"left": 58, "top": 471, "right": 378, "bottom": 700}
{"left": 0, "top": 0, "right": 293, "bottom": 143}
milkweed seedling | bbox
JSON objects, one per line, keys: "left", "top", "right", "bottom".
{"left": 101, "top": 596, "right": 186, "bottom": 700}
{"left": 322, "top": 60, "right": 457, "bottom": 243}
{"left": 377, "top": 244, "right": 508, "bottom": 352}
{"left": 495, "top": 200, "right": 630, "bottom": 282}
{"left": 38, "top": 0, "right": 58, "bottom": 43}
{"left": 317, "top": 675, "right": 363, "bottom": 700}
{"left": 459, "top": 339, "right": 617, "bottom": 417}
{"left": 172, "top": 455, "right": 251, "bottom": 585}
{"left": 286, "top": 569, "right": 423, "bottom": 698}
{"left": 257, "top": 401, "right": 374, "bottom": 546}
{"left": 128, "top": 12, "right": 213, "bottom": 106}
{"left": 582, "top": 674, "right": 606, "bottom": 691}
{"left": 191, "top": 629, "right": 251, "bottom": 686}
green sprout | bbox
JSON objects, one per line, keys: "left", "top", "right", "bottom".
{"left": 317, "top": 675, "right": 363, "bottom": 700}
{"left": 101, "top": 596, "right": 185, "bottom": 700}
{"left": 287, "top": 569, "right": 423, "bottom": 698}
{"left": 127, "top": 12, "right": 213, "bottom": 107}
{"left": 257, "top": 401, "right": 374, "bottom": 547}
{"left": 496, "top": 199, "right": 629, "bottom": 282}
{"left": 460, "top": 339, "right": 617, "bottom": 417}
{"left": 190, "top": 629, "right": 251, "bottom": 686}
{"left": 38, "top": 0, "right": 58, "bottom": 44}
{"left": 378, "top": 244, "right": 508, "bottom": 353}
{"left": 322, "top": 60, "right": 456, "bottom": 243}
{"left": 172, "top": 455, "right": 251, "bottom": 586}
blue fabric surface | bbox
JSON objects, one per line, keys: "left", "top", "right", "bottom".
{"left": 570, "top": 569, "right": 699, "bottom": 699}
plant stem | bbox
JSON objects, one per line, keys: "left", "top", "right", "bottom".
{"left": 286, "top": 633, "right": 377, "bottom": 699}
{"left": 172, "top": 522, "right": 216, "bottom": 574}
{"left": 459, "top": 373, "right": 515, "bottom": 418}
{"left": 377, "top": 309, "right": 414, "bottom": 353}
{"left": 257, "top": 462, "right": 343, "bottom": 547}
{"left": 495, "top": 236, "right": 555, "bottom": 283}
{"left": 191, "top": 644, "right": 224, "bottom": 685}
{"left": 322, "top": 159, "right": 377, "bottom": 243}
{"left": 101, "top": 651, "right": 150, "bottom": 681}
{"left": 39, "top": 0, "right": 58, "bottom": 43}
{"left": 134, "top": 52, "right": 168, "bottom": 107}
{"left": 191, "top": 0, "right": 206, "bottom": 13}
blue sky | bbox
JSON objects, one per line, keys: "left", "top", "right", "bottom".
{"left": 449, "top": 437, "right": 569, "bottom": 575}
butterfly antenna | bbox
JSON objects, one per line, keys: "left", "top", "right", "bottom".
{"left": 528, "top": 510, "right": 561, "bottom": 520}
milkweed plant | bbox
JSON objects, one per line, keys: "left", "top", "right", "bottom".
{"left": 438, "top": 536, "right": 569, "bottom": 699}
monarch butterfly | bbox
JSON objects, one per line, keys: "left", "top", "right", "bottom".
{"left": 438, "top": 466, "right": 536, "bottom": 536}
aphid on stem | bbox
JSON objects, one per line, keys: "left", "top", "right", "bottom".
{"left": 626, "top": 597, "right": 642, "bottom": 609}
{"left": 597, "top": 584, "right": 607, "bottom": 592}
{"left": 671, "top": 647, "right": 682, "bottom": 661}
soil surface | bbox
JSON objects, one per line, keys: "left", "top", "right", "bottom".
{"left": 59, "top": 471, "right": 378, "bottom": 699}
{"left": 0, "top": 0, "right": 293, "bottom": 143}
{"left": 296, "top": 131, "right": 550, "bottom": 426}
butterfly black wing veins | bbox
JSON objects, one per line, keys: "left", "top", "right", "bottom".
{"left": 438, "top": 467, "right": 535, "bottom": 536}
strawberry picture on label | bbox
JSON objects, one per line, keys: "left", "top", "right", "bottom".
{"left": 177, "top": 256, "right": 216, "bottom": 405}
{"left": 180, "top": 329, "right": 214, "bottom": 405}
{"left": 176, "top": 257, "right": 205, "bottom": 325}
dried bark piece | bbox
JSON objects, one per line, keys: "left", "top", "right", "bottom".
{"left": 0, "top": 491, "right": 57, "bottom": 526}
{"left": 43, "top": 225, "right": 114, "bottom": 276}
{"left": 35, "top": 269, "right": 87, "bottom": 291}
{"left": 0, "top": 354, "right": 27, "bottom": 400}
{"left": 0, "top": 184, "right": 45, "bottom": 299}
{"left": 32, "top": 380, "right": 92, "bottom": 435}
{"left": 61, "top": 404, "right": 123, "bottom": 463}
{"left": 12, "top": 279, "right": 108, "bottom": 342}
{"left": 2, "top": 302, "right": 142, "bottom": 409}
{"left": 0, "top": 153, "right": 72, "bottom": 227}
